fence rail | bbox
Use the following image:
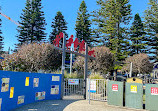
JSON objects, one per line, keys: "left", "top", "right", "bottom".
{"left": 86, "top": 79, "right": 107, "bottom": 101}
{"left": 63, "top": 78, "right": 84, "bottom": 99}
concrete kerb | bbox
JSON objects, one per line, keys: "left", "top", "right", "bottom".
{"left": 107, "top": 104, "right": 148, "bottom": 111}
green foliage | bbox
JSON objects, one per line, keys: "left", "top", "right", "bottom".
{"left": 89, "top": 73, "right": 104, "bottom": 79}
{"left": 2, "top": 43, "right": 62, "bottom": 72}
{"left": 144, "top": 0, "right": 158, "bottom": 61}
{"left": 75, "top": 0, "right": 92, "bottom": 46}
{"left": 92, "top": 0, "right": 132, "bottom": 70}
{"left": 130, "top": 13, "right": 147, "bottom": 55}
{"left": 49, "top": 11, "right": 68, "bottom": 47}
{"left": 17, "top": 0, "right": 46, "bottom": 46}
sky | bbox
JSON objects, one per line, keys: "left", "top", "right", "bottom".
{"left": 0, "top": 0, "right": 149, "bottom": 52}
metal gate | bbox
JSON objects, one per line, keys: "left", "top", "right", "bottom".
{"left": 86, "top": 79, "right": 107, "bottom": 101}
{"left": 63, "top": 78, "right": 84, "bottom": 99}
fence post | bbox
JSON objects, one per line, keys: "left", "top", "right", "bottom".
{"left": 89, "top": 78, "right": 91, "bottom": 104}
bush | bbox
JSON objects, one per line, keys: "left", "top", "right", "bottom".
{"left": 64, "top": 72, "right": 83, "bottom": 78}
{"left": 89, "top": 73, "right": 105, "bottom": 79}
{"left": 2, "top": 43, "right": 62, "bottom": 72}
{"left": 73, "top": 46, "right": 114, "bottom": 73}
{"left": 122, "top": 53, "right": 153, "bottom": 74}
{"left": 52, "top": 70, "right": 83, "bottom": 78}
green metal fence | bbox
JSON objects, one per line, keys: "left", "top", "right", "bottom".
{"left": 125, "top": 83, "right": 143, "bottom": 109}
{"left": 107, "top": 81, "right": 124, "bottom": 106}
{"left": 145, "top": 84, "right": 158, "bottom": 111}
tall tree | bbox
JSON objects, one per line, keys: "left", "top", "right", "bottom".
{"left": 130, "top": 13, "right": 146, "bottom": 55}
{"left": 144, "top": 0, "right": 158, "bottom": 61}
{"left": 0, "top": 8, "right": 4, "bottom": 54}
{"left": 49, "top": 11, "right": 68, "bottom": 47}
{"left": 75, "top": 0, "right": 92, "bottom": 46}
{"left": 17, "top": 0, "right": 46, "bottom": 46}
{"left": 92, "top": 0, "right": 132, "bottom": 72}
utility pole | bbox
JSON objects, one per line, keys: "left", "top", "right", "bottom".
{"left": 70, "top": 48, "right": 73, "bottom": 75}
{"left": 129, "top": 62, "right": 132, "bottom": 78}
{"left": 61, "top": 33, "right": 66, "bottom": 99}
{"left": 84, "top": 43, "right": 88, "bottom": 99}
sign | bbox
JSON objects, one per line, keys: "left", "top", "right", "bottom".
{"left": 52, "top": 76, "right": 60, "bottom": 81}
{"left": 25, "top": 77, "right": 29, "bottom": 86}
{"left": 151, "top": 87, "right": 158, "bottom": 95}
{"left": 35, "top": 91, "right": 45, "bottom": 100}
{"left": 1, "top": 78, "right": 10, "bottom": 92}
{"left": 51, "top": 85, "right": 59, "bottom": 94}
{"left": 33, "top": 78, "right": 39, "bottom": 87}
{"left": 68, "top": 79, "right": 79, "bottom": 85}
{"left": 130, "top": 85, "right": 137, "bottom": 93}
{"left": 10, "top": 87, "right": 14, "bottom": 98}
{"left": 53, "top": 32, "right": 95, "bottom": 57}
{"left": 18, "top": 96, "right": 25, "bottom": 104}
{"left": 90, "top": 80, "right": 96, "bottom": 93}
{"left": 112, "top": 84, "right": 118, "bottom": 91}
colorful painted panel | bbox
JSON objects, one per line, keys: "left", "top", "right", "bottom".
{"left": 51, "top": 85, "right": 59, "bottom": 94}
{"left": 33, "top": 78, "right": 39, "bottom": 87}
{"left": 1, "top": 78, "right": 10, "bottom": 92}
{"left": 35, "top": 91, "right": 45, "bottom": 100}
{"left": 52, "top": 76, "right": 60, "bottom": 81}
{"left": 18, "top": 96, "right": 25, "bottom": 104}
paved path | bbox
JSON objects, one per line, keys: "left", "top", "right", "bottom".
{"left": 12, "top": 100, "right": 146, "bottom": 111}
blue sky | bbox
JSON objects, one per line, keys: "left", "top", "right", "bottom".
{"left": 0, "top": 0, "right": 149, "bottom": 51}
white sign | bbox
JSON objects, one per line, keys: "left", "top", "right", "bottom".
{"left": 90, "top": 80, "right": 96, "bottom": 93}
{"left": 33, "top": 78, "right": 39, "bottom": 87}
{"left": 51, "top": 85, "right": 59, "bottom": 94}
{"left": 112, "top": 84, "right": 118, "bottom": 91}
{"left": 68, "top": 79, "right": 79, "bottom": 85}
{"left": 52, "top": 76, "right": 60, "bottom": 81}
{"left": 151, "top": 87, "right": 158, "bottom": 95}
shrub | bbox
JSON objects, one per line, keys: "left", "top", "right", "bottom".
{"left": 2, "top": 43, "right": 62, "bottom": 72}
{"left": 52, "top": 70, "right": 83, "bottom": 78}
{"left": 89, "top": 73, "right": 105, "bottom": 79}
{"left": 73, "top": 46, "right": 114, "bottom": 74}
{"left": 122, "top": 53, "right": 153, "bottom": 74}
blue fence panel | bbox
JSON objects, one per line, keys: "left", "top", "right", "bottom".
{"left": 0, "top": 70, "right": 62, "bottom": 111}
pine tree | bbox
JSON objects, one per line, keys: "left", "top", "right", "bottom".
{"left": 49, "top": 11, "right": 68, "bottom": 47}
{"left": 93, "top": 0, "right": 132, "bottom": 71}
{"left": 0, "top": 8, "right": 4, "bottom": 54}
{"left": 17, "top": 0, "right": 31, "bottom": 45}
{"left": 17, "top": 0, "right": 46, "bottom": 46}
{"left": 144, "top": 0, "right": 158, "bottom": 61}
{"left": 75, "top": 0, "right": 92, "bottom": 46}
{"left": 130, "top": 13, "right": 146, "bottom": 55}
